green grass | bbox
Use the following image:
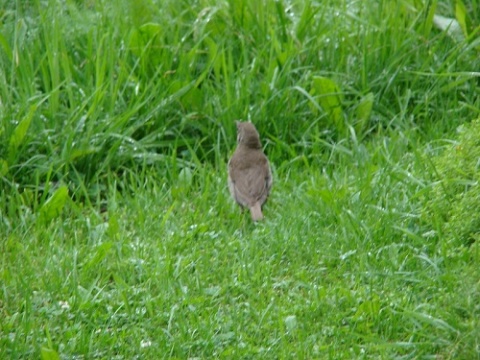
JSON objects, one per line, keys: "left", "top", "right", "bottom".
{"left": 1, "top": 0, "right": 480, "bottom": 358}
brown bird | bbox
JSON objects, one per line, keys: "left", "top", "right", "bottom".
{"left": 228, "top": 121, "right": 272, "bottom": 221}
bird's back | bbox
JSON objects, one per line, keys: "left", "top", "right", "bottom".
{"left": 228, "top": 147, "right": 271, "bottom": 207}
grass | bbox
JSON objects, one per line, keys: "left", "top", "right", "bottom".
{"left": 1, "top": 0, "right": 480, "bottom": 358}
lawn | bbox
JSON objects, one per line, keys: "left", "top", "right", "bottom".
{"left": 1, "top": 0, "right": 479, "bottom": 358}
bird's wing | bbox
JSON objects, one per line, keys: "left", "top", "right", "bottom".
{"left": 230, "top": 162, "right": 270, "bottom": 207}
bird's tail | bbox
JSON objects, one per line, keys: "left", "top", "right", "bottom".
{"left": 250, "top": 202, "right": 264, "bottom": 221}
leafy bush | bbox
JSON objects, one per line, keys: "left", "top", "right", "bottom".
{"left": 424, "top": 118, "right": 480, "bottom": 245}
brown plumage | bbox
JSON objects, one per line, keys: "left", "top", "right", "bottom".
{"left": 228, "top": 121, "right": 272, "bottom": 221}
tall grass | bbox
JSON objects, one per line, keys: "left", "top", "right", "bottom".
{"left": 1, "top": 0, "right": 478, "bottom": 191}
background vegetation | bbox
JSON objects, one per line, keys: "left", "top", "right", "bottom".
{"left": 1, "top": 0, "right": 479, "bottom": 358}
